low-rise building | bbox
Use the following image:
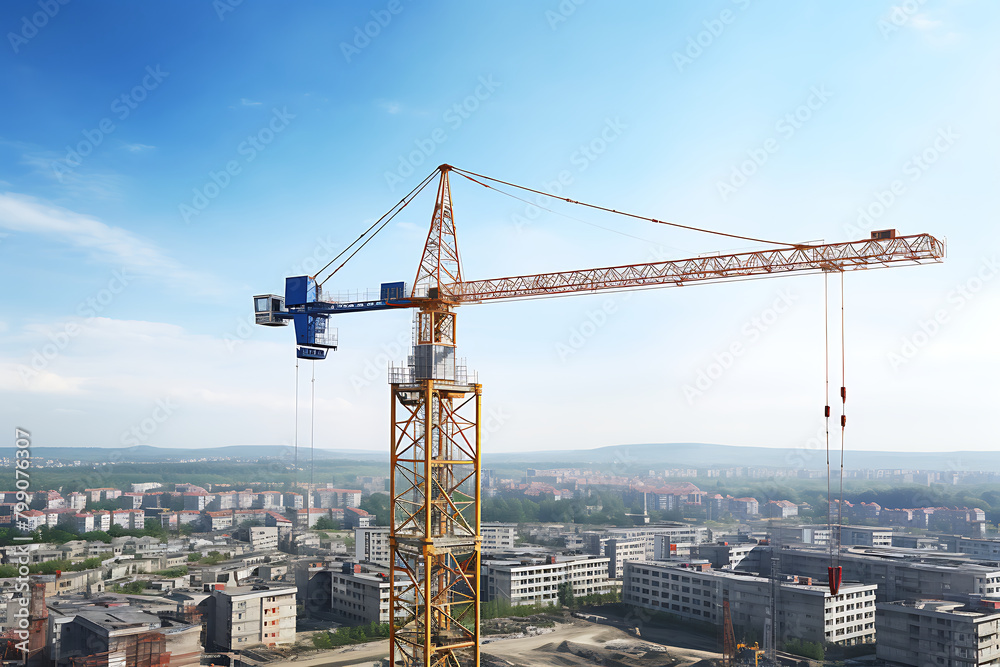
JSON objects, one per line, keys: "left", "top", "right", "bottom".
{"left": 481, "top": 523, "right": 517, "bottom": 552}
{"left": 779, "top": 545, "right": 1000, "bottom": 602}
{"left": 877, "top": 598, "right": 1000, "bottom": 667}
{"left": 250, "top": 526, "right": 279, "bottom": 552}
{"left": 624, "top": 561, "right": 877, "bottom": 646}
{"left": 344, "top": 507, "right": 372, "bottom": 529}
{"left": 483, "top": 555, "right": 616, "bottom": 606}
{"left": 208, "top": 583, "right": 297, "bottom": 649}
{"left": 329, "top": 565, "right": 407, "bottom": 625}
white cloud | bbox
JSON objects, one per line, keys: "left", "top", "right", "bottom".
{"left": 0, "top": 192, "right": 206, "bottom": 287}
{"left": 122, "top": 143, "right": 155, "bottom": 153}
{"left": 1, "top": 316, "right": 369, "bottom": 448}
{"left": 240, "top": 98, "right": 263, "bottom": 106}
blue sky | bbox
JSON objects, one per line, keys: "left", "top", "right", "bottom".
{"left": 1, "top": 1, "right": 997, "bottom": 454}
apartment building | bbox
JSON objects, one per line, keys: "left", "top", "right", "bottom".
{"left": 111, "top": 509, "right": 145, "bottom": 530}
{"left": 482, "top": 523, "right": 517, "bottom": 552}
{"left": 329, "top": 566, "right": 407, "bottom": 625}
{"left": 249, "top": 527, "right": 279, "bottom": 552}
{"left": 344, "top": 507, "right": 372, "bottom": 529}
{"left": 877, "top": 599, "right": 1000, "bottom": 667}
{"left": 765, "top": 500, "right": 799, "bottom": 519}
{"left": 313, "top": 488, "right": 362, "bottom": 509}
{"left": 483, "top": 555, "right": 616, "bottom": 606}
{"left": 623, "top": 561, "right": 877, "bottom": 646}
{"left": 355, "top": 527, "right": 390, "bottom": 565}
{"left": 606, "top": 538, "right": 647, "bottom": 579}
{"left": 779, "top": 546, "right": 1000, "bottom": 602}
{"left": 209, "top": 584, "right": 297, "bottom": 649}
{"left": 588, "top": 524, "right": 707, "bottom": 560}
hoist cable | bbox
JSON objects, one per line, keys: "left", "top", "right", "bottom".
{"left": 824, "top": 272, "right": 832, "bottom": 566}
{"left": 310, "top": 360, "right": 316, "bottom": 492}
{"left": 838, "top": 271, "right": 847, "bottom": 569}
{"left": 293, "top": 358, "right": 299, "bottom": 492}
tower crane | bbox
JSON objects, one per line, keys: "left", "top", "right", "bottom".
{"left": 253, "top": 164, "right": 945, "bottom": 667}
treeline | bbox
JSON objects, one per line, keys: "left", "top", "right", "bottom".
{"left": 0, "top": 520, "right": 176, "bottom": 548}
{"left": 5, "top": 460, "right": 384, "bottom": 495}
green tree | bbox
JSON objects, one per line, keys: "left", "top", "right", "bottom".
{"left": 783, "top": 638, "right": 825, "bottom": 660}
{"left": 314, "top": 516, "right": 338, "bottom": 531}
{"left": 360, "top": 493, "right": 390, "bottom": 526}
{"left": 557, "top": 582, "right": 576, "bottom": 607}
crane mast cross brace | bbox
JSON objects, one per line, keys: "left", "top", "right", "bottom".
{"left": 252, "top": 164, "right": 945, "bottom": 667}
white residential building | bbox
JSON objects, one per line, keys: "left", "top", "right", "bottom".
{"left": 606, "top": 538, "right": 647, "bottom": 579}
{"left": 356, "top": 527, "right": 390, "bottom": 565}
{"left": 249, "top": 526, "right": 279, "bottom": 552}
{"left": 210, "top": 584, "right": 297, "bottom": 649}
{"left": 483, "top": 555, "right": 617, "bottom": 607}
{"left": 623, "top": 561, "right": 877, "bottom": 646}
{"left": 481, "top": 523, "right": 517, "bottom": 552}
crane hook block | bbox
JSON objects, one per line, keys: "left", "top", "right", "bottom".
{"left": 841, "top": 415, "right": 847, "bottom": 428}
{"left": 841, "top": 386, "right": 847, "bottom": 402}
{"left": 828, "top": 566, "right": 842, "bottom": 595}
{"left": 824, "top": 405, "right": 830, "bottom": 418}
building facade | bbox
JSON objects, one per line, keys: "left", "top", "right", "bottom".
{"left": 877, "top": 599, "right": 1000, "bottom": 667}
{"left": 483, "top": 555, "right": 616, "bottom": 606}
{"left": 623, "top": 561, "right": 877, "bottom": 646}
{"left": 210, "top": 584, "right": 297, "bottom": 649}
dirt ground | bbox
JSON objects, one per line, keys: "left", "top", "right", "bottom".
{"left": 266, "top": 614, "right": 723, "bottom": 667}
{"left": 482, "top": 617, "right": 721, "bottom": 667}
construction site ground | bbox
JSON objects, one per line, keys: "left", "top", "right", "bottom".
{"left": 268, "top": 611, "right": 723, "bottom": 667}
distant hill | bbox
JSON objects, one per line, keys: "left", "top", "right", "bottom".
{"left": 23, "top": 442, "right": 998, "bottom": 472}
{"left": 28, "top": 445, "right": 386, "bottom": 463}
{"left": 483, "top": 442, "right": 1000, "bottom": 472}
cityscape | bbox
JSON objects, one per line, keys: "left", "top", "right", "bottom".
{"left": 3, "top": 3, "right": 998, "bottom": 667}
